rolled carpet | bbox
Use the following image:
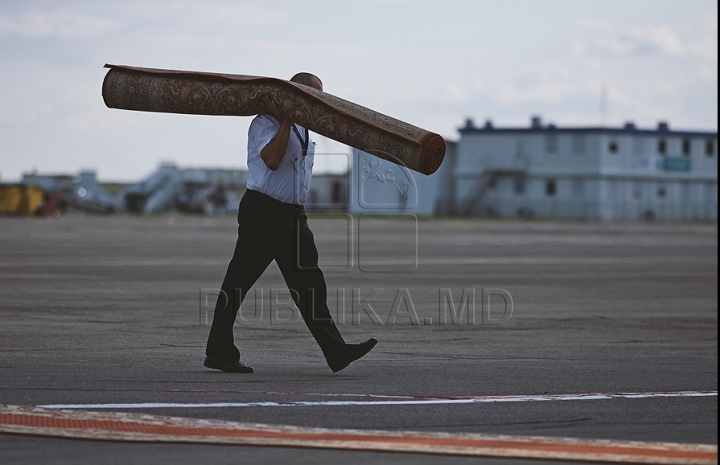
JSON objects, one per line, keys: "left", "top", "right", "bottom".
{"left": 102, "top": 64, "right": 445, "bottom": 175}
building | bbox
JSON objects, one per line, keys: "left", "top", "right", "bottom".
{"left": 122, "top": 163, "right": 350, "bottom": 214}
{"left": 453, "top": 117, "right": 718, "bottom": 222}
{"left": 19, "top": 116, "right": 716, "bottom": 222}
{"left": 305, "top": 173, "right": 348, "bottom": 212}
{"left": 120, "top": 163, "right": 246, "bottom": 214}
{"left": 22, "top": 170, "right": 122, "bottom": 213}
{"left": 347, "top": 144, "right": 456, "bottom": 216}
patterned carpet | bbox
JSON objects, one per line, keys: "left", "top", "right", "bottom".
{"left": 103, "top": 64, "right": 446, "bottom": 175}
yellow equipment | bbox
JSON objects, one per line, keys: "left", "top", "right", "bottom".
{"left": 0, "top": 185, "right": 44, "bottom": 215}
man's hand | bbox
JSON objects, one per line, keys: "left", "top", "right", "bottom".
{"left": 262, "top": 95, "right": 285, "bottom": 122}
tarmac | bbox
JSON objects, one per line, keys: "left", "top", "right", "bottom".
{"left": 0, "top": 214, "right": 717, "bottom": 464}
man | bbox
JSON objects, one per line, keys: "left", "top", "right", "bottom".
{"left": 204, "top": 72, "right": 377, "bottom": 373}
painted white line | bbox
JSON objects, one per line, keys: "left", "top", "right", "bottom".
{"left": 38, "top": 390, "right": 717, "bottom": 410}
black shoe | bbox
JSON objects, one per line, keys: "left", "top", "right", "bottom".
{"left": 204, "top": 356, "right": 254, "bottom": 373}
{"left": 327, "top": 338, "right": 378, "bottom": 373}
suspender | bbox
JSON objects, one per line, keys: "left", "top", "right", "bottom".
{"left": 265, "top": 115, "right": 310, "bottom": 158}
{"left": 291, "top": 123, "right": 309, "bottom": 157}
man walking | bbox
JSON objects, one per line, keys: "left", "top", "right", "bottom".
{"left": 204, "top": 73, "right": 377, "bottom": 373}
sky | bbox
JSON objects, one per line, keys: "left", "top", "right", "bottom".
{"left": 0, "top": 0, "right": 717, "bottom": 182}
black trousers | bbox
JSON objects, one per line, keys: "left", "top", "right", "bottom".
{"left": 206, "top": 189, "right": 346, "bottom": 363}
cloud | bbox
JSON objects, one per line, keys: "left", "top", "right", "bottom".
{"left": 494, "top": 65, "right": 585, "bottom": 105}
{"left": 0, "top": 2, "right": 284, "bottom": 43}
{"left": 575, "top": 23, "right": 716, "bottom": 60}
{"left": 147, "top": 1, "right": 285, "bottom": 29}
{"left": 0, "top": 8, "right": 118, "bottom": 39}
{"left": 497, "top": 80, "right": 577, "bottom": 106}
{"left": 587, "top": 26, "right": 686, "bottom": 57}
{"left": 356, "top": 0, "right": 408, "bottom": 4}
{"left": 629, "top": 26, "right": 685, "bottom": 56}
{"left": 444, "top": 84, "right": 469, "bottom": 102}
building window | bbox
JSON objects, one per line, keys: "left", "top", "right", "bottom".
{"left": 609, "top": 141, "right": 619, "bottom": 153}
{"left": 546, "top": 179, "right": 556, "bottom": 197}
{"left": 682, "top": 138, "right": 691, "bottom": 157}
{"left": 572, "top": 135, "right": 586, "bottom": 156}
{"left": 331, "top": 181, "right": 344, "bottom": 204}
{"left": 658, "top": 139, "right": 667, "bottom": 155}
{"left": 545, "top": 135, "right": 558, "bottom": 154}
{"left": 657, "top": 185, "right": 666, "bottom": 198}
{"left": 514, "top": 178, "right": 525, "bottom": 195}
{"left": 706, "top": 139, "right": 715, "bottom": 157}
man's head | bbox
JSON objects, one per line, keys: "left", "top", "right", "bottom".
{"left": 290, "top": 73, "right": 323, "bottom": 92}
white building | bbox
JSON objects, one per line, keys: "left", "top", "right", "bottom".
{"left": 347, "top": 145, "right": 456, "bottom": 216}
{"left": 454, "top": 117, "right": 718, "bottom": 222}
{"left": 305, "top": 173, "right": 348, "bottom": 211}
{"left": 123, "top": 163, "right": 351, "bottom": 214}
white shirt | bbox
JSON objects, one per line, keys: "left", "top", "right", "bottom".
{"left": 246, "top": 114, "right": 315, "bottom": 205}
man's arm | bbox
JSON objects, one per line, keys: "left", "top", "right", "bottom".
{"left": 260, "top": 95, "right": 291, "bottom": 171}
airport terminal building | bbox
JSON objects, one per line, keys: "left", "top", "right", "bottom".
{"left": 18, "top": 117, "right": 717, "bottom": 223}
{"left": 451, "top": 117, "right": 718, "bottom": 222}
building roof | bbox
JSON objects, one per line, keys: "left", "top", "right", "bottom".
{"left": 459, "top": 118, "right": 718, "bottom": 138}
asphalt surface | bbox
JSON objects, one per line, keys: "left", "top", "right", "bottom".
{"left": 0, "top": 214, "right": 717, "bottom": 464}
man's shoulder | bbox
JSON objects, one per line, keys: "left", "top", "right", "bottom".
{"left": 248, "top": 114, "right": 281, "bottom": 152}
{"left": 250, "top": 114, "right": 280, "bottom": 130}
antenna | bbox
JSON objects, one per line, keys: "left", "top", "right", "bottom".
{"left": 600, "top": 86, "right": 607, "bottom": 127}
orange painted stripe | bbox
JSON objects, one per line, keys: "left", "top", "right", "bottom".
{"left": 0, "top": 405, "right": 716, "bottom": 464}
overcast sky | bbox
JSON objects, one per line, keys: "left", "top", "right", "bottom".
{"left": 0, "top": 0, "right": 717, "bottom": 182}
